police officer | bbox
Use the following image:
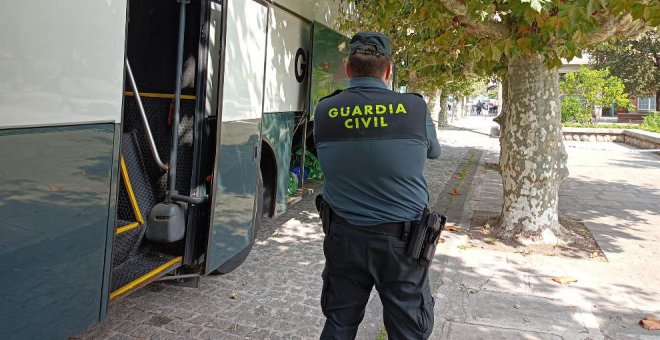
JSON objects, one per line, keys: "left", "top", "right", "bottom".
{"left": 314, "top": 32, "right": 441, "bottom": 339}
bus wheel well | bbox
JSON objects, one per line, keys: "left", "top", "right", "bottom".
{"left": 260, "top": 141, "right": 277, "bottom": 218}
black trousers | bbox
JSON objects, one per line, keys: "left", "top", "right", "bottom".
{"left": 320, "top": 218, "right": 435, "bottom": 339}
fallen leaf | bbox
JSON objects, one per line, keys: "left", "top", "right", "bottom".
{"left": 640, "top": 317, "right": 660, "bottom": 330}
{"left": 457, "top": 242, "right": 475, "bottom": 250}
{"left": 516, "top": 249, "right": 531, "bottom": 255}
{"left": 552, "top": 276, "right": 577, "bottom": 284}
{"left": 449, "top": 188, "right": 461, "bottom": 196}
{"left": 47, "top": 185, "right": 63, "bottom": 192}
{"left": 445, "top": 225, "right": 463, "bottom": 233}
{"left": 438, "top": 237, "right": 446, "bottom": 244}
{"left": 229, "top": 292, "right": 237, "bottom": 300}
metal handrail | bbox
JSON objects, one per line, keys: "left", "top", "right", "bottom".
{"left": 124, "top": 58, "right": 169, "bottom": 172}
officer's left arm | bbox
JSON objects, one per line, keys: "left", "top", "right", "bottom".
{"left": 425, "top": 113, "right": 441, "bottom": 159}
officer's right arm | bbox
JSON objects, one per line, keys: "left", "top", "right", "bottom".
{"left": 425, "top": 113, "right": 441, "bottom": 159}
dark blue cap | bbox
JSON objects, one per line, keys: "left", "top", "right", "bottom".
{"left": 349, "top": 32, "right": 392, "bottom": 57}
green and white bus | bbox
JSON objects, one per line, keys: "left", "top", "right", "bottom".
{"left": 0, "top": 0, "right": 349, "bottom": 338}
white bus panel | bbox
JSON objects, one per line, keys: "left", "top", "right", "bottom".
{"left": 220, "top": 0, "right": 268, "bottom": 122}
{"left": 0, "top": 1, "right": 127, "bottom": 129}
{"left": 273, "top": 0, "right": 338, "bottom": 26}
{"left": 264, "top": 7, "right": 311, "bottom": 114}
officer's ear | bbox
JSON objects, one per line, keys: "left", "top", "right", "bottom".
{"left": 384, "top": 63, "right": 392, "bottom": 81}
{"left": 344, "top": 62, "right": 352, "bottom": 78}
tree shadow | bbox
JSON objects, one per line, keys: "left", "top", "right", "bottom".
{"left": 558, "top": 174, "right": 660, "bottom": 256}
{"left": 430, "top": 249, "right": 658, "bottom": 339}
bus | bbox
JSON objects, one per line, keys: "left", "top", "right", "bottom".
{"left": 0, "top": 0, "right": 349, "bottom": 338}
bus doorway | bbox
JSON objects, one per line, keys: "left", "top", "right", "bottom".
{"left": 111, "top": 0, "right": 206, "bottom": 300}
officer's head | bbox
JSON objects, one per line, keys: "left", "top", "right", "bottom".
{"left": 346, "top": 32, "right": 392, "bottom": 81}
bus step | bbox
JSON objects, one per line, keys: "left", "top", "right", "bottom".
{"left": 110, "top": 251, "right": 182, "bottom": 301}
{"left": 112, "top": 132, "right": 156, "bottom": 269}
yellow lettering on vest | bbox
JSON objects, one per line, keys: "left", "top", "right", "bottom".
{"left": 380, "top": 117, "right": 388, "bottom": 127}
{"left": 328, "top": 108, "right": 338, "bottom": 118}
{"left": 352, "top": 106, "right": 363, "bottom": 116}
{"left": 389, "top": 104, "right": 394, "bottom": 114}
{"left": 376, "top": 105, "right": 386, "bottom": 114}
{"left": 340, "top": 107, "right": 350, "bottom": 117}
{"left": 364, "top": 105, "right": 374, "bottom": 115}
{"left": 344, "top": 118, "right": 353, "bottom": 129}
{"left": 361, "top": 117, "right": 372, "bottom": 128}
{"left": 396, "top": 103, "right": 407, "bottom": 114}
{"left": 374, "top": 116, "right": 379, "bottom": 127}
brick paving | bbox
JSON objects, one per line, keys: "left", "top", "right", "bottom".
{"left": 76, "top": 130, "right": 473, "bottom": 340}
{"left": 76, "top": 118, "right": 660, "bottom": 339}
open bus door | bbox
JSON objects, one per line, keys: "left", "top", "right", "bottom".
{"left": 204, "top": 0, "right": 268, "bottom": 274}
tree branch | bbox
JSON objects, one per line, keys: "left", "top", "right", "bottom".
{"left": 439, "top": 0, "right": 467, "bottom": 16}
{"left": 439, "top": 0, "right": 511, "bottom": 39}
{"left": 585, "top": 14, "right": 649, "bottom": 45}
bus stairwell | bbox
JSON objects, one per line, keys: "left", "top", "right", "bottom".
{"left": 111, "top": 132, "right": 183, "bottom": 301}
{"left": 110, "top": 0, "right": 201, "bottom": 301}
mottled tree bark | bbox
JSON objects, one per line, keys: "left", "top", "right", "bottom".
{"left": 463, "top": 97, "right": 468, "bottom": 116}
{"left": 493, "top": 77, "right": 508, "bottom": 129}
{"left": 438, "top": 93, "right": 448, "bottom": 127}
{"left": 454, "top": 97, "right": 463, "bottom": 119}
{"left": 498, "top": 55, "right": 569, "bottom": 244}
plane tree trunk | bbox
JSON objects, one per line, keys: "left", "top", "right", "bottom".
{"left": 498, "top": 55, "right": 570, "bottom": 244}
{"left": 437, "top": 95, "right": 448, "bottom": 127}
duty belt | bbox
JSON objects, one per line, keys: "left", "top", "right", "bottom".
{"left": 331, "top": 211, "right": 412, "bottom": 241}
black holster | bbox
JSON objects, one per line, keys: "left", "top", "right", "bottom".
{"left": 406, "top": 208, "right": 447, "bottom": 267}
{"left": 316, "top": 194, "right": 331, "bottom": 235}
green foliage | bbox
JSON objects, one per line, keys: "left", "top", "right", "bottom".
{"left": 641, "top": 111, "right": 660, "bottom": 133}
{"left": 339, "top": 0, "right": 660, "bottom": 85}
{"left": 561, "top": 96, "right": 591, "bottom": 123}
{"left": 562, "top": 117, "right": 660, "bottom": 133}
{"left": 560, "top": 67, "right": 630, "bottom": 120}
{"left": 562, "top": 122, "right": 637, "bottom": 129}
{"left": 590, "top": 30, "right": 659, "bottom": 98}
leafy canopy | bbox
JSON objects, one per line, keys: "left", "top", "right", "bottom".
{"left": 340, "top": 0, "right": 660, "bottom": 89}
{"left": 590, "top": 29, "right": 659, "bottom": 96}
{"left": 560, "top": 67, "right": 630, "bottom": 108}
{"left": 560, "top": 95, "right": 591, "bottom": 123}
{"left": 560, "top": 66, "right": 630, "bottom": 123}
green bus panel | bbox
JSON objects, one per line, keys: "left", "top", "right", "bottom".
{"left": 206, "top": 120, "right": 261, "bottom": 272}
{"left": 262, "top": 112, "right": 296, "bottom": 215}
{"left": 309, "top": 23, "right": 350, "bottom": 120}
{"left": 0, "top": 124, "right": 117, "bottom": 340}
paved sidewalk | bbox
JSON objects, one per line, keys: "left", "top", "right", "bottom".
{"left": 76, "top": 119, "right": 660, "bottom": 339}
{"left": 436, "top": 117, "right": 660, "bottom": 339}
{"left": 448, "top": 114, "right": 500, "bottom": 136}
